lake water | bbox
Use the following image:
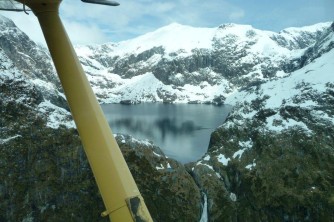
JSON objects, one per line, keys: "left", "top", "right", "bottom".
{"left": 101, "top": 103, "right": 232, "bottom": 163}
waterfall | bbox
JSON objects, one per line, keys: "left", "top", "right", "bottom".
{"left": 199, "top": 192, "right": 208, "bottom": 222}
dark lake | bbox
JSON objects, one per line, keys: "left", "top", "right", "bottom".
{"left": 101, "top": 103, "right": 232, "bottom": 163}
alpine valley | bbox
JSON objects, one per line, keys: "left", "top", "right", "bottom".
{"left": 1, "top": 14, "right": 334, "bottom": 221}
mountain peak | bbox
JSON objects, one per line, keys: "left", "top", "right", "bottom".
{"left": 114, "top": 23, "right": 216, "bottom": 55}
{"left": 96, "top": 21, "right": 333, "bottom": 59}
{"left": 217, "top": 23, "right": 253, "bottom": 30}
{"left": 159, "top": 22, "right": 189, "bottom": 29}
{"left": 280, "top": 21, "right": 332, "bottom": 34}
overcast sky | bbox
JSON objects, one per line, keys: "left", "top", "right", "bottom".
{"left": 1, "top": 0, "right": 333, "bottom": 45}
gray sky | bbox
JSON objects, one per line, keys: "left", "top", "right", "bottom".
{"left": 1, "top": 0, "right": 333, "bottom": 45}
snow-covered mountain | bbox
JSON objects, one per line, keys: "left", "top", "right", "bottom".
{"left": 189, "top": 23, "right": 334, "bottom": 221}
{"left": 1, "top": 13, "right": 334, "bottom": 221}
{"left": 75, "top": 21, "right": 331, "bottom": 104}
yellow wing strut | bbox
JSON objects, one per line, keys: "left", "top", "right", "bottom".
{"left": 15, "top": 0, "right": 153, "bottom": 221}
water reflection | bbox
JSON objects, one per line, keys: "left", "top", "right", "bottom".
{"left": 110, "top": 117, "right": 205, "bottom": 142}
{"left": 102, "top": 103, "right": 231, "bottom": 163}
{"left": 155, "top": 118, "right": 204, "bottom": 138}
{"left": 110, "top": 118, "right": 155, "bottom": 138}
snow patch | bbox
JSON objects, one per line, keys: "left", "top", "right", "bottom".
{"left": 153, "top": 151, "right": 162, "bottom": 157}
{"left": 0, "top": 135, "right": 22, "bottom": 144}
{"left": 37, "top": 100, "right": 74, "bottom": 129}
{"left": 229, "top": 193, "right": 237, "bottom": 202}
{"left": 156, "top": 164, "right": 165, "bottom": 170}
{"left": 130, "top": 136, "right": 153, "bottom": 147}
{"left": 233, "top": 148, "right": 247, "bottom": 159}
{"left": 203, "top": 155, "right": 211, "bottom": 161}
{"left": 217, "top": 154, "right": 230, "bottom": 166}
{"left": 196, "top": 161, "right": 214, "bottom": 170}
{"left": 245, "top": 160, "right": 257, "bottom": 170}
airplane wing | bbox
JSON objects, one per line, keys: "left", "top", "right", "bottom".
{"left": 81, "top": 0, "right": 120, "bottom": 6}
{"left": 0, "top": 0, "right": 30, "bottom": 12}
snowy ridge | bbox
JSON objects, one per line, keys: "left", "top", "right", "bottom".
{"left": 76, "top": 21, "right": 331, "bottom": 57}
{"left": 74, "top": 21, "right": 332, "bottom": 104}
{"left": 225, "top": 42, "right": 334, "bottom": 133}
{"left": 280, "top": 22, "right": 332, "bottom": 35}
{"left": 75, "top": 22, "right": 217, "bottom": 57}
{"left": 115, "top": 23, "right": 216, "bottom": 56}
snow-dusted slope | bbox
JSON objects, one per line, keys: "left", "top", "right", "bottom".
{"left": 226, "top": 39, "right": 334, "bottom": 132}
{"left": 75, "top": 21, "right": 332, "bottom": 104}
{"left": 197, "top": 39, "right": 334, "bottom": 168}
{"left": 0, "top": 15, "right": 73, "bottom": 131}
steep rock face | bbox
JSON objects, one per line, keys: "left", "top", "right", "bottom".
{"left": 190, "top": 28, "right": 334, "bottom": 221}
{"left": 0, "top": 16, "right": 57, "bottom": 86}
{"left": 115, "top": 134, "right": 202, "bottom": 222}
{"left": 191, "top": 127, "right": 334, "bottom": 221}
{"left": 0, "top": 15, "right": 68, "bottom": 112}
{"left": 0, "top": 125, "right": 107, "bottom": 221}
